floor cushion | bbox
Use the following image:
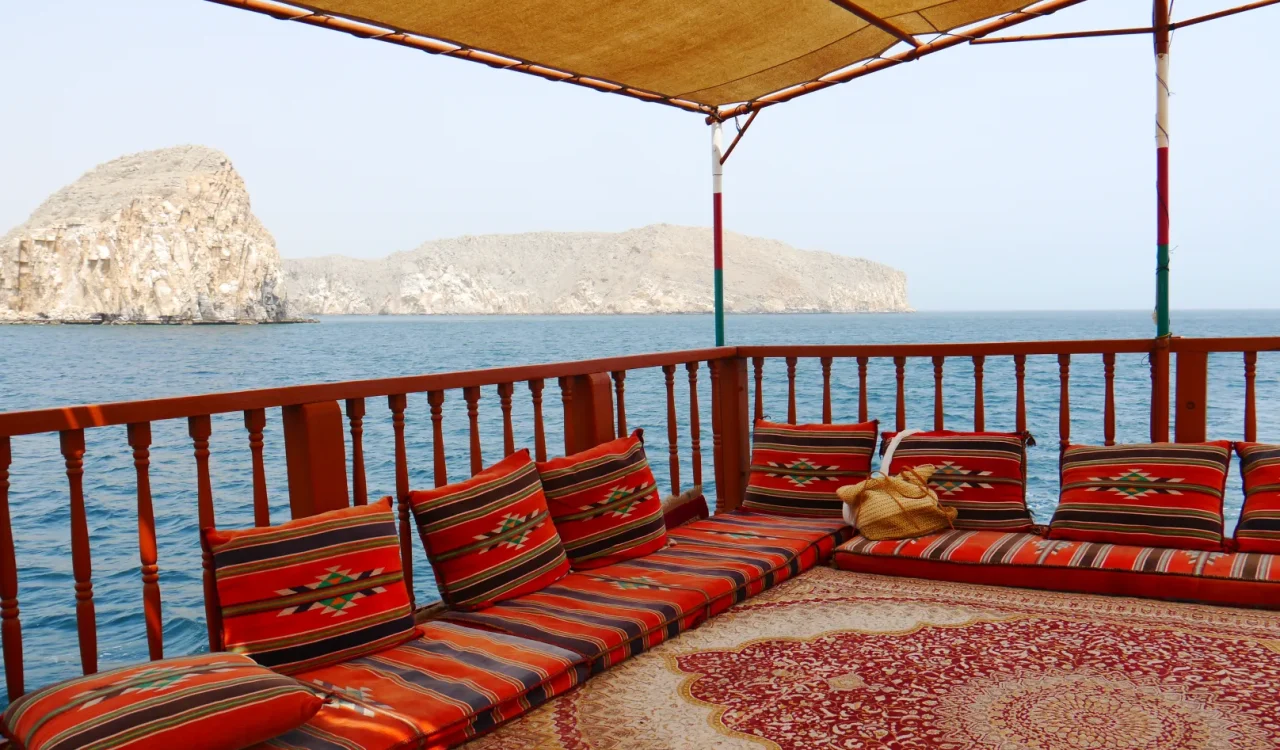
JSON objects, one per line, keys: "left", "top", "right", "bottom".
{"left": 410, "top": 449, "right": 571, "bottom": 611}
{"left": 536, "top": 430, "right": 668, "bottom": 569}
{"left": 742, "top": 419, "right": 878, "bottom": 518}
{"left": 204, "top": 499, "right": 417, "bottom": 674}
{"left": 881, "top": 430, "right": 1036, "bottom": 531}
{"left": 254, "top": 621, "right": 588, "bottom": 750}
{"left": 3, "top": 653, "right": 323, "bottom": 750}
{"left": 1048, "top": 441, "right": 1232, "bottom": 551}
{"left": 834, "top": 529, "right": 1280, "bottom": 610}
{"left": 1236, "top": 443, "right": 1280, "bottom": 553}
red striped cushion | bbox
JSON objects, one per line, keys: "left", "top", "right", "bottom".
{"left": 1236, "top": 443, "right": 1280, "bottom": 553}
{"left": 882, "top": 430, "right": 1035, "bottom": 531}
{"left": 411, "top": 449, "right": 570, "bottom": 611}
{"left": 204, "top": 499, "right": 418, "bottom": 675}
{"left": 1048, "top": 441, "right": 1231, "bottom": 551}
{"left": 536, "top": 431, "right": 668, "bottom": 570}
{"left": 1, "top": 653, "right": 322, "bottom": 750}
{"left": 743, "top": 419, "right": 878, "bottom": 518}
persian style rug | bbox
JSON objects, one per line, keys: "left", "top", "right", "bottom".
{"left": 465, "top": 567, "right": 1280, "bottom": 749}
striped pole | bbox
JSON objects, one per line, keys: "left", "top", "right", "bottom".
{"left": 711, "top": 121, "right": 726, "bottom": 346}
{"left": 1154, "top": 0, "right": 1171, "bottom": 337}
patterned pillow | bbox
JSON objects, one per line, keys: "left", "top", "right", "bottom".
{"left": 0, "top": 653, "right": 323, "bottom": 750}
{"left": 537, "top": 430, "right": 668, "bottom": 569}
{"left": 1235, "top": 443, "right": 1280, "bottom": 553}
{"left": 881, "top": 430, "right": 1036, "bottom": 531}
{"left": 1048, "top": 441, "right": 1231, "bottom": 551}
{"left": 743, "top": 420, "right": 878, "bottom": 519}
{"left": 204, "top": 498, "right": 418, "bottom": 675}
{"left": 411, "top": 449, "right": 571, "bottom": 611}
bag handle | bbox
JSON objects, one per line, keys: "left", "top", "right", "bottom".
{"left": 880, "top": 427, "right": 923, "bottom": 472}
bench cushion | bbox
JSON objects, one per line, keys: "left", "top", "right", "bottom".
{"left": 742, "top": 420, "right": 877, "bottom": 518}
{"left": 1237, "top": 443, "right": 1280, "bottom": 553}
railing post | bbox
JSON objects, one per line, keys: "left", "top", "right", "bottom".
{"left": 562, "top": 373, "right": 616, "bottom": 454}
{"left": 1174, "top": 349, "right": 1208, "bottom": 443}
{"left": 0, "top": 435, "right": 23, "bottom": 699}
{"left": 1151, "top": 337, "right": 1171, "bottom": 442}
{"left": 282, "top": 401, "right": 350, "bottom": 518}
{"left": 713, "top": 357, "right": 750, "bottom": 514}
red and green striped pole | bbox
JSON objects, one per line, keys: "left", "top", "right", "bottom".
{"left": 1154, "top": 0, "right": 1171, "bottom": 337}
{"left": 711, "top": 121, "right": 726, "bottom": 346}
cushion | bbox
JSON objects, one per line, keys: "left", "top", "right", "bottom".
{"left": 2, "top": 653, "right": 323, "bottom": 750}
{"left": 1048, "top": 441, "right": 1232, "bottom": 551}
{"left": 410, "top": 449, "right": 570, "bottom": 611}
{"left": 1236, "top": 443, "right": 1280, "bottom": 553}
{"left": 536, "top": 430, "right": 668, "bottom": 569}
{"left": 881, "top": 430, "right": 1036, "bottom": 531}
{"left": 204, "top": 499, "right": 417, "bottom": 675}
{"left": 743, "top": 419, "right": 878, "bottom": 518}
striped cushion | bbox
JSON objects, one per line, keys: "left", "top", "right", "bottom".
{"left": 537, "top": 431, "right": 668, "bottom": 569}
{"left": 205, "top": 499, "right": 417, "bottom": 675}
{"left": 882, "top": 430, "right": 1035, "bottom": 531}
{"left": 743, "top": 420, "right": 878, "bottom": 518}
{"left": 411, "top": 449, "right": 570, "bottom": 611}
{"left": 2, "top": 653, "right": 322, "bottom": 750}
{"left": 256, "top": 622, "right": 587, "bottom": 750}
{"left": 1048, "top": 442, "right": 1231, "bottom": 551}
{"left": 1237, "top": 443, "right": 1280, "bottom": 553}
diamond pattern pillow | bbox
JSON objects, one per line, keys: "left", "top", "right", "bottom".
{"left": 882, "top": 430, "right": 1036, "bottom": 531}
{"left": 743, "top": 420, "right": 878, "bottom": 518}
{"left": 1235, "top": 442, "right": 1280, "bottom": 553}
{"left": 537, "top": 430, "right": 668, "bottom": 569}
{"left": 410, "top": 449, "right": 571, "bottom": 611}
{"left": 1048, "top": 441, "right": 1231, "bottom": 551}
{"left": 204, "top": 498, "right": 418, "bottom": 675}
{"left": 0, "top": 653, "right": 323, "bottom": 750}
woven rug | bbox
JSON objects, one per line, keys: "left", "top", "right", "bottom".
{"left": 465, "top": 567, "right": 1280, "bottom": 750}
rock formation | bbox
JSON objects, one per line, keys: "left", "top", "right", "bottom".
{"left": 284, "top": 225, "right": 909, "bottom": 315}
{"left": 0, "top": 146, "right": 293, "bottom": 323}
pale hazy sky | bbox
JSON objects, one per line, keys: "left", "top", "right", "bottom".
{"left": 1, "top": 1, "right": 1276, "bottom": 311}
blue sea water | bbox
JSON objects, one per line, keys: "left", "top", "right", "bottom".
{"left": 1, "top": 310, "right": 1278, "bottom": 694}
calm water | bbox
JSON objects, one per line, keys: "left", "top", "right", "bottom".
{"left": 2, "top": 310, "right": 1278, "bottom": 693}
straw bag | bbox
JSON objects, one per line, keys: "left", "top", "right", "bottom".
{"left": 836, "top": 428, "right": 957, "bottom": 541}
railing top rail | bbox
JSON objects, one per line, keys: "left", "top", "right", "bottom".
{"left": 0, "top": 347, "right": 736, "bottom": 438}
{"left": 739, "top": 336, "right": 1280, "bottom": 359}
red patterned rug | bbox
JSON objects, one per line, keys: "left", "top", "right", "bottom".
{"left": 465, "top": 567, "right": 1280, "bottom": 749}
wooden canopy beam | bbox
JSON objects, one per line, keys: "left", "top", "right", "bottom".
{"left": 974, "top": 0, "right": 1280, "bottom": 45}
{"left": 827, "top": 0, "right": 922, "bottom": 48}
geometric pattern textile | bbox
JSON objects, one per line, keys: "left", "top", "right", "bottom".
{"left": 203, "top": 499, "right": 418, "bottom": 674}
{"left": 1236, "top": 443, "right": 1280, "bottom": 553}
{"left": 743, "top": 420, "right": 878, "bottom": 518}
{"left": 882, "top": 430, "right": 1036, "bottom": 531}
{"left": 536, "top": 431, "right": 668, "bottom": 569}
{"left": 410, "top": 449, "right": 571, "bottom": 611}
{"left": 2, "top": 653, "right": 323, "bottom": 750}
{"left": 1049, "top": 442, "right": 1232, "bottom": 552}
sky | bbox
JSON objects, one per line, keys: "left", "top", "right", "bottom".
{"left": 0, "top": 1, "right": 1276, "bottom": 312}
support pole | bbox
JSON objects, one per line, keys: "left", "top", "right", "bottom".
{"left": 711, "top": 122, "right": 726, "bottom": 346}
{"left": 1154, "top": 0, "right": 1171, "bottom": 337}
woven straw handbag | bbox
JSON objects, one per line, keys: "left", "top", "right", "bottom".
{"left": 837, "top": 464, "right": 958, "bottom": 541}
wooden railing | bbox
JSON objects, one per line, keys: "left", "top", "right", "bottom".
{"left": 0, "top": 335, "right": 1277, "bottom": 701}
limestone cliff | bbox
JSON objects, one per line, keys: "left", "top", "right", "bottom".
{"left": 0, "top": 146, "right": 292, "bottom": 323}
{"left": 284, "top": 225, "right": 909, "bottom": 315}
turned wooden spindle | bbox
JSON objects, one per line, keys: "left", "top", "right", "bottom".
{"left": 972, "top": 355, "right": 985, "bottom": 432}
{"left": 187, "top": 415, "right": 219, "bottom": 652}
{"left": 243, "top": 409, "right": 271, "bottom": 522}
{"left": 1103, "top": 353, "right": 1117, "bottom": 446}
{"left": 932, "top": 356, "right": 945, "bottom": 430}
{"left": 61, "top": 429, "right": 97, "bottom": 674}
{"left": 344, "top": 399, "right": 367, "bottom": 506}
{"left": 498, "top": 383, "right": 516, "bottom": 457}
{"left": 752, "top": 357, "right": 765, "bottom": 422}
{"left": 428, "top": 391, "right": 447, "bottom": 487}
{"left": 785, "top": 357, "right": 798, "bottom": 425}
{"left": 528, "top": 380, "right": 548, "bottom": 463}
{"left": 687, "top": 362, "right": 703, "bottom": 487}
{"left": 0, "top": 435, "right": 25, "bottom": 699}
{"left": 894, "top": 356, "right": 907, "bottom": 432}
{"left": 612, "top": 371, "right": 627, "bottom": 437}
{"left": 821, "top": 357, "right": 833, "bottom": 424}
{"left": 464, "top": 387, "right": 482, "bottom": 476}
{"left": 559, "top": 377, "right": 575, "bottom": 455}
{"left": 1058, "top": 354, "right": 1071, "bottom": 451}
{"left": 1014, "top": 354, "right": 1027, "bottom": 434}
{"left": 662, "top": 365, "right": 680, "bottom": 494}
{"left": 857, "top": 356, "right": 869, "bottom": 423}
{"left": 128, "top": 423, "right": 163, "bottom": 660}
{"left": 388, "top": 395, "right": 414, "bottom": 609}
{"left": 1244, "top": 352, "right": 1257, "bottom": 442}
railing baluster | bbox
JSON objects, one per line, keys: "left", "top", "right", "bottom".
{"left": 0, "top": 435, "right": 24, "bottom": 699}
{"left": 663, "top": 365, "right": 680, "bottom": 494}
{"left": 1103, "top": 353, "right": 1117, "bottom": 446}
{"left": 932, "top": 356, "right": 945, "bottom": 430}
{"left": 710, "top": 360, "right": 723, "bottom": 499}
{"left": 687, "top": 362, "right": 702, "bottom": 487}
{"left": 821, "top": 357, "right": 833, "bottom": 424}
{"left": 1244, "top": 351, "right": 1257, "bottom": 442}
{"left": 752, "top": 357, "right": 765, "bottom": 422}
{"left": 972, "top": 355, "right": 985, "bottom": 431}
{"left": 428, "top": 391, "right": 447, "bottom": 487}
{"left": 498, "top": 383, "right": 516, "bottom": 457}
{"left": 464, "top": 387, "right": 483, "bottom": 475}
{"left": 187, "top": 416, "right": 218, "bottom": 652}
{"left": 344, "top": 399, "right": 367, "bottom": 506}
{"left": 786, "top": 357, "right": 798, "bottom": 425}
{"left": 61, "top": 429, "right": 97, "bottom": 674}
{"left": 1058, "top": 354, "right": 1071, "bottom": 451}
{"left": 612, "top": 371, "right": 627, "bottom": 437}
{"left": 1014, "top": 354, "right": 1027, "bottom": 434}
{"left": 559, "top": 377, "right": 575, "bottom": 454}
{"left": 857, "top": 356, "right": 869, "bottom": 423}
{"left": 127, "top": 423, "right": 163, "bottom": 660}
{"left": 243, "top": 409, "right": 271, "bottom": 522}
{"left": 528, "top": 380, "right": 547, "bottom": 463}
{"left": 388, "top": 395, "right": 414, "bottom": 609}
{"left": 1151, "top": 338, "right": 1171, "bottom": 442}
{"left": 894, "top": 356, "right": 907, "bottom": 431}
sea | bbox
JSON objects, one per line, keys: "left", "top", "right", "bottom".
{"left": 1, "top": 310, "right": 1278, "bottom": 693}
